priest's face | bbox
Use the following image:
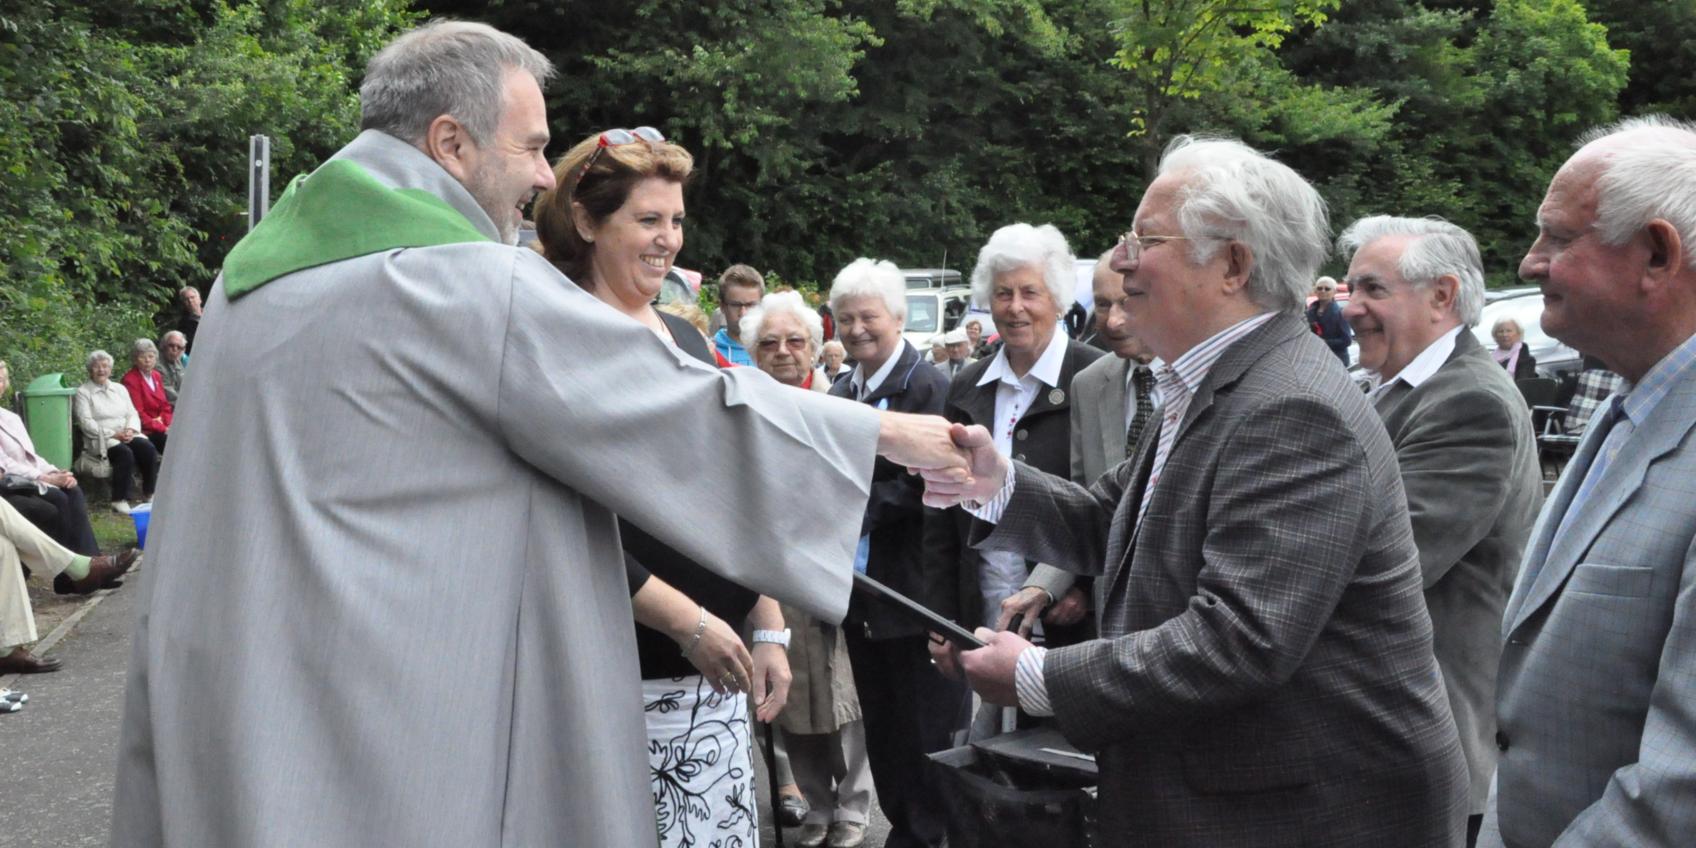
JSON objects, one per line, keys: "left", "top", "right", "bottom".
{"left": 463, "top": 69, "right": 555, "bottom": 245}
{"left": 585, "top": 177, "right": 685, "bottom": 314}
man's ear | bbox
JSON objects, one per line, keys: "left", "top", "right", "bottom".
{"left": 1643, "top": 218, "right": 1686, "bottom": 294}
{"left": 422, "top": 114, "right": 475, "bottom": 182}
{"left": 1221, "top": 241, "right": 1254, "bottom": 295}
{"left": 1430, "top": 274, "right": 1460, "bottom": 316}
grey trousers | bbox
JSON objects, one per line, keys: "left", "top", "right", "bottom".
{"left": 785, "top": 719, "right": 873, "bottom": 826}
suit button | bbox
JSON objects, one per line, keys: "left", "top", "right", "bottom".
{"left": 1496, "top": 731, "right": 1509, "bottom": 752}
{"left": 1015, "top": 453, "right": 1026, "bottom": 462}
{"left": 1015, "top": 429, "right": 1028, "bottom": 441}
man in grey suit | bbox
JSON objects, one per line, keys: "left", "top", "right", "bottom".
{"left": 108, "top": 22, "right": 965, "bottom": 847}
{"left": 1338, "top": 215, "right": 1543, "bottom": 845}
{"left": 1479, "top": 116, "right": 1696, "bottom": 846}
{"left": 997, "top": 249, "right": 1156, "bottom": 634}
{"left": 930, "top": 135, "right": 1468, "bottom": 846}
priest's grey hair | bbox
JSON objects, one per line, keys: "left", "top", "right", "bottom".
{"left": 829, "top": 258, "right": 907, "bottom": 323}
{"left": 970, "top": 223, "right": 1074, "bottom": 311}
{"left": 740, "top": 291, "right": 824, "bottom": 353}
{"left": 360, "top": 20, "right": 556, "bottom": 146}
{"left": 1336, "top": 215, "right": 1485, "bottom": 327}
{"left": 1157, "top": 135, "right": 1330, "bottom": 314}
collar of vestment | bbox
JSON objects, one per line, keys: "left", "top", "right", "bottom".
{"left": 221, "top": 130, "right": 497, "bottom": 299}
{"left": 1158, "top": 312, "right": 1278, "bottom": 400}
{"left": 1616, "top": 326, "right": 1696, "bottom": 427}
{"left": 1366, "top": 324, "right": 1464, "bottom": 400}
{"left": 852, "top": 341, "right": 909, "bottom": 399}
{"left": 976, "top": 326, "right": 1069, "bottom": 390}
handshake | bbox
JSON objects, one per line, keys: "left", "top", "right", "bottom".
{"left": 875, "top": 412, "right": 1008, "bottom": 508}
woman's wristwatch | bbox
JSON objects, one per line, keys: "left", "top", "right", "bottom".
{"left": 751, "top": 628, "right": 791, "bottom": 650}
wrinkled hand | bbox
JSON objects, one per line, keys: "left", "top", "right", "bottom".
{"left": 959, "top": 628, "right": 1030, "bottom": 707}
{"left": 115, "top": 429, "right": 135, "bottom": 443}
{"left": 42, "top": 470, "right": 77, "bottom": 489}
{"left": 876, "top": 411, "right": 968, "bottom": 474}
{"left": 996, "top": 588, "right": 1050, "bottom": 638}
{"left": 928, "top": 632, "right": 962, "bottom": 680}
{"left": 920, "top": 423, "right": 1007, "bottom": 508}
{"left": 749, "top": 643, "right": 792, "bottom": 722}
{"left": 1045, "top": 587, "right": 1088, "bottom": 627}
{"left": 682, "top": 611, "right": 755, "bottom": 696}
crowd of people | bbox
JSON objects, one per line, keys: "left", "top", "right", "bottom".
{"left": 0, "top": 18, "right": 1676, "bottom": 848}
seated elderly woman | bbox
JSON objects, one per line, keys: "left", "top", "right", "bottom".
{"left": 1491, "top": 317, "right": 1539, "bottom": 381}
{"left": 924, "top": 223, "right": 1104, "bottom": 710}
{"left": 73, "top": 350, "right": 159, "bottom": 514}
{"left": 532, "top": 127, "right": 794, "bottom": 848}
{"left": 120, "top": 338, "right": 173, "bottom": 454}
{"left": 744, "top": 290, "right": 874, "bottom": 847}
{"left": 817, "top": 340, "right": 849, "bottom": 386}
{"left": 0, "top": 360, "right": 102, "bottom": 557}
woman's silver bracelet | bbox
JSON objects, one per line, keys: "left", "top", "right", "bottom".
{"left": 680, "top": 605, "right": 707, "bottom": 659}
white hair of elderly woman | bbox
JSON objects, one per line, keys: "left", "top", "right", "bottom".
{"left": 1579, "top": 115, "right": 1696, "bottom": 262}
{"left": 828, "top": 258, "right": 907, "bottom": 322}
{"left": 1336, "top": 215, "right": 1486, "bottom": 327}
{"left": 86, "top": 350, "right": 114, "bottom": 372}
{"left": 132, "top": 338, "right": 159, "bottom": 358}
{"left": 1157, "top": 135, "right": 1330, "bottom": 314}
{"left": 969, "top": 223, "right": 1074, "bottom": 311}
{"left": 739, "top": 290, "right": 824, "bottom": 351}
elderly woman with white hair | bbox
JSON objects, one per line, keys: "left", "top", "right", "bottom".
{"left": 924, "top": 223, "right": 1104, "bottom": 683}
{"left": 744, "top": 291, "right": 875, "bottom": 846}
{"left": 74, "top": 350, "right": 158, "bottom": 514}
{"left": 825, "top": 258, "right": 959, "bottom": 848}
{"left": 120, "top": 338, "right": 173, "bottom": 454}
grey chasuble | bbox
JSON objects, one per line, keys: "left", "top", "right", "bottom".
{"left": 110, "top": 130, "right": 881, "bottom": 847}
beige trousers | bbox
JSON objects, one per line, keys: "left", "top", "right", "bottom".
{"left": 0, "top": 496, "right": 77, "bottom": 650}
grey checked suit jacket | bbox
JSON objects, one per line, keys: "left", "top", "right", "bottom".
{"left": 1374, "top": 330, "right": 1544, "bottom": 815}
{"left": 974, "top": 313, "right": 1469, "bottom": 847}
{"left": 1479, "top": 350, "right": 1696, "bottom": 846}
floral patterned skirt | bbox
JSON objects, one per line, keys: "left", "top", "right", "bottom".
{"left": 644, "top": 675, "right": 759, "bottom": 848}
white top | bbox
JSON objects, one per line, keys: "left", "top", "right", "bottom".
{"left": 1366, "top": 325, "right": 1464, "bottom": 401}
{"left": 849, "top": 342, "right": 906, "bottom": 401}
{"left": 73, "top": 380, "right": 142, "bottom": 453}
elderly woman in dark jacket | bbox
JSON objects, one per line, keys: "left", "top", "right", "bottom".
{"left": 827, "top": 258, "right": 961, "bottom": 848}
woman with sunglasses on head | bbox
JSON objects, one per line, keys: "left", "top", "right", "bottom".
{"left": 532, "top": 128, "right": 797, "bottom": 847}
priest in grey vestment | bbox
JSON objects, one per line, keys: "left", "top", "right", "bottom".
{"left": 109, "top": 22, "right": 960, "bottom": 847}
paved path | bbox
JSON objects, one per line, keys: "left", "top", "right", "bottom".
{"left": 0, "top": 583, "right": 894, "bottom": 847}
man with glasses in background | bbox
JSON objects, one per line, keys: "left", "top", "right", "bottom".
{"left": 711, "top": 263, "right": 766, "bottom": 366}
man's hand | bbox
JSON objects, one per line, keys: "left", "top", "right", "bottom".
{"left": 1045, "top": 587, "right": 1088, "bottom": 627}
{"left": 920, "top": 423, "right": 1007, "bottom": 508}
{"left": 997, "top": 588, "right": 1051, "bottom": 638}
{"left": 959, "top": 628, "right": 1030, "bottom": 707}
{"left": 876, "top": 411, "right": 967, "bottom": 474}
{"left": 928, "top": 632, "right": 962, "bottom": 680}
{"left": 749, "top": 643, "right": 792, "bottom": 723}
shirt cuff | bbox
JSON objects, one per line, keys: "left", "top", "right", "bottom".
{"left": 962, "top": 463, "right": 1016, "bottom": 522}
{"left": 1014, "top": 644, "right": 1054, "bottom": 717}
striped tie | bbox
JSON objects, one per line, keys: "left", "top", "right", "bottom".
{"left": 1125, "top": 366, "right": 1155, "bottom": 457}
{"left": 1137, "top": 364, "right": 1186, "bottom": 526}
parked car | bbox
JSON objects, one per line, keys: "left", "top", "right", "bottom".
{"left": 902, "top": 286, "right": 974, "bottom": 350}
{"left": 653, "top": 267, "right": 703, "bottom": 307}
{"left": 902, "top": 268, "right": 963, "bottom": 289}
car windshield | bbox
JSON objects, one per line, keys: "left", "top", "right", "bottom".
{"left": 906, "top": 295, "right": 940, "bottom": 332}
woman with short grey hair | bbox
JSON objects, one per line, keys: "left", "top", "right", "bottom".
{"left": 74, "top": 350, "right": 157, "bottom": 513}
{"left": 121, "top": 338, "right": 173, "bottom": 454}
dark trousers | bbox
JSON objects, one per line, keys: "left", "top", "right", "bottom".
{"left": 3, "top": 486, "right": 101, "bottom": 556}
{"left": 843, "top": 630, "right": 969, "bottom": 848}
{"left": 144, "top": 430, "right": 167, "bottom": 455}
{"left": 108, "top": 438, "right": 160, "bottom": 501}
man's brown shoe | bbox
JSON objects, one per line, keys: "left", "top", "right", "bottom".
{"left": 53, "top": 548, "right": 140, "bottom": 595}
{"left": 0, "top": 647, "right": 62, "bottom": 674}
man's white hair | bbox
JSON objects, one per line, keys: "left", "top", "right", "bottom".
{"left": 828, "top": 258, "right": 907, "bottom": 323}
{"left": 1577, "top": 115, "right": 1696, "bottom": 262}
{"left": 1336, "top": 215, "right": 1486, "bottom": 327}
{"left": 360, "top": 20, "right": 555, "bottom": 146}
{"left": 1157, "top": 135, "right": 1330, "bottom": 313}
{"left": 969, "top": 223, "right": 1074, "bottom": 310}
{"left": 740, "top": 291, "right": 824, "bottom": 352}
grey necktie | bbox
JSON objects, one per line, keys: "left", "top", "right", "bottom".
{"left": 1126, "top": 366, "right": 1155, "bottom": 456}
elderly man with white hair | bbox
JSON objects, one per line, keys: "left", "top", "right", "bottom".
{"left": 158, "top": 330, "right": 189, "bottom": 405}
{"left": 1481, "top": 116, "right": 1696, "bottom": 847}
{"left": 1339, "top": 215, "right": 1543, "bottom": 845}
{"left": 927, "top": 136, "right": 1468, "bottom": 846}
{"left": 924, "top": 222, "right": 1104, "bottom": 691}
{"left": 826, "top": 258, "right": 959, "bottom": 848}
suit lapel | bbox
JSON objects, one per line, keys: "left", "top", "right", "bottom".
{"left": 1098, "top": 358, "right": 1131, "bottom": 467}
{"left": 1507, "top": 372, "right": 1696, "bottom": 632}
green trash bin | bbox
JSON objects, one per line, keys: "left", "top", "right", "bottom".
{"left": 21, "top": 373, "right": 76, "bottom": 470}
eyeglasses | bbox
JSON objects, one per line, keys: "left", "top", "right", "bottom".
{"left": 578, "top": 126, "right": 665, "bottom": 183}
{"left": 1116, "top": 230, "right": 1193, "bottom": 264}
{"left": 756, "top": 335, "right": 811, "bottom": 352}
{"left": 723, "top": 299, "right": 761, "bottom": 312}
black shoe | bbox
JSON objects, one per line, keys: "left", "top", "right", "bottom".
{"left": 778, "top": 793, "right": 810, "bottom": 827}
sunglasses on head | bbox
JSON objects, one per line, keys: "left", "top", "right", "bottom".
{"left": 578, "top": 126, "right": 665, "bottom": 184}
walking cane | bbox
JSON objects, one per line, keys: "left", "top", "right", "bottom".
{"left": 760, "top": 721, "right": 786, "bottom": 847}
